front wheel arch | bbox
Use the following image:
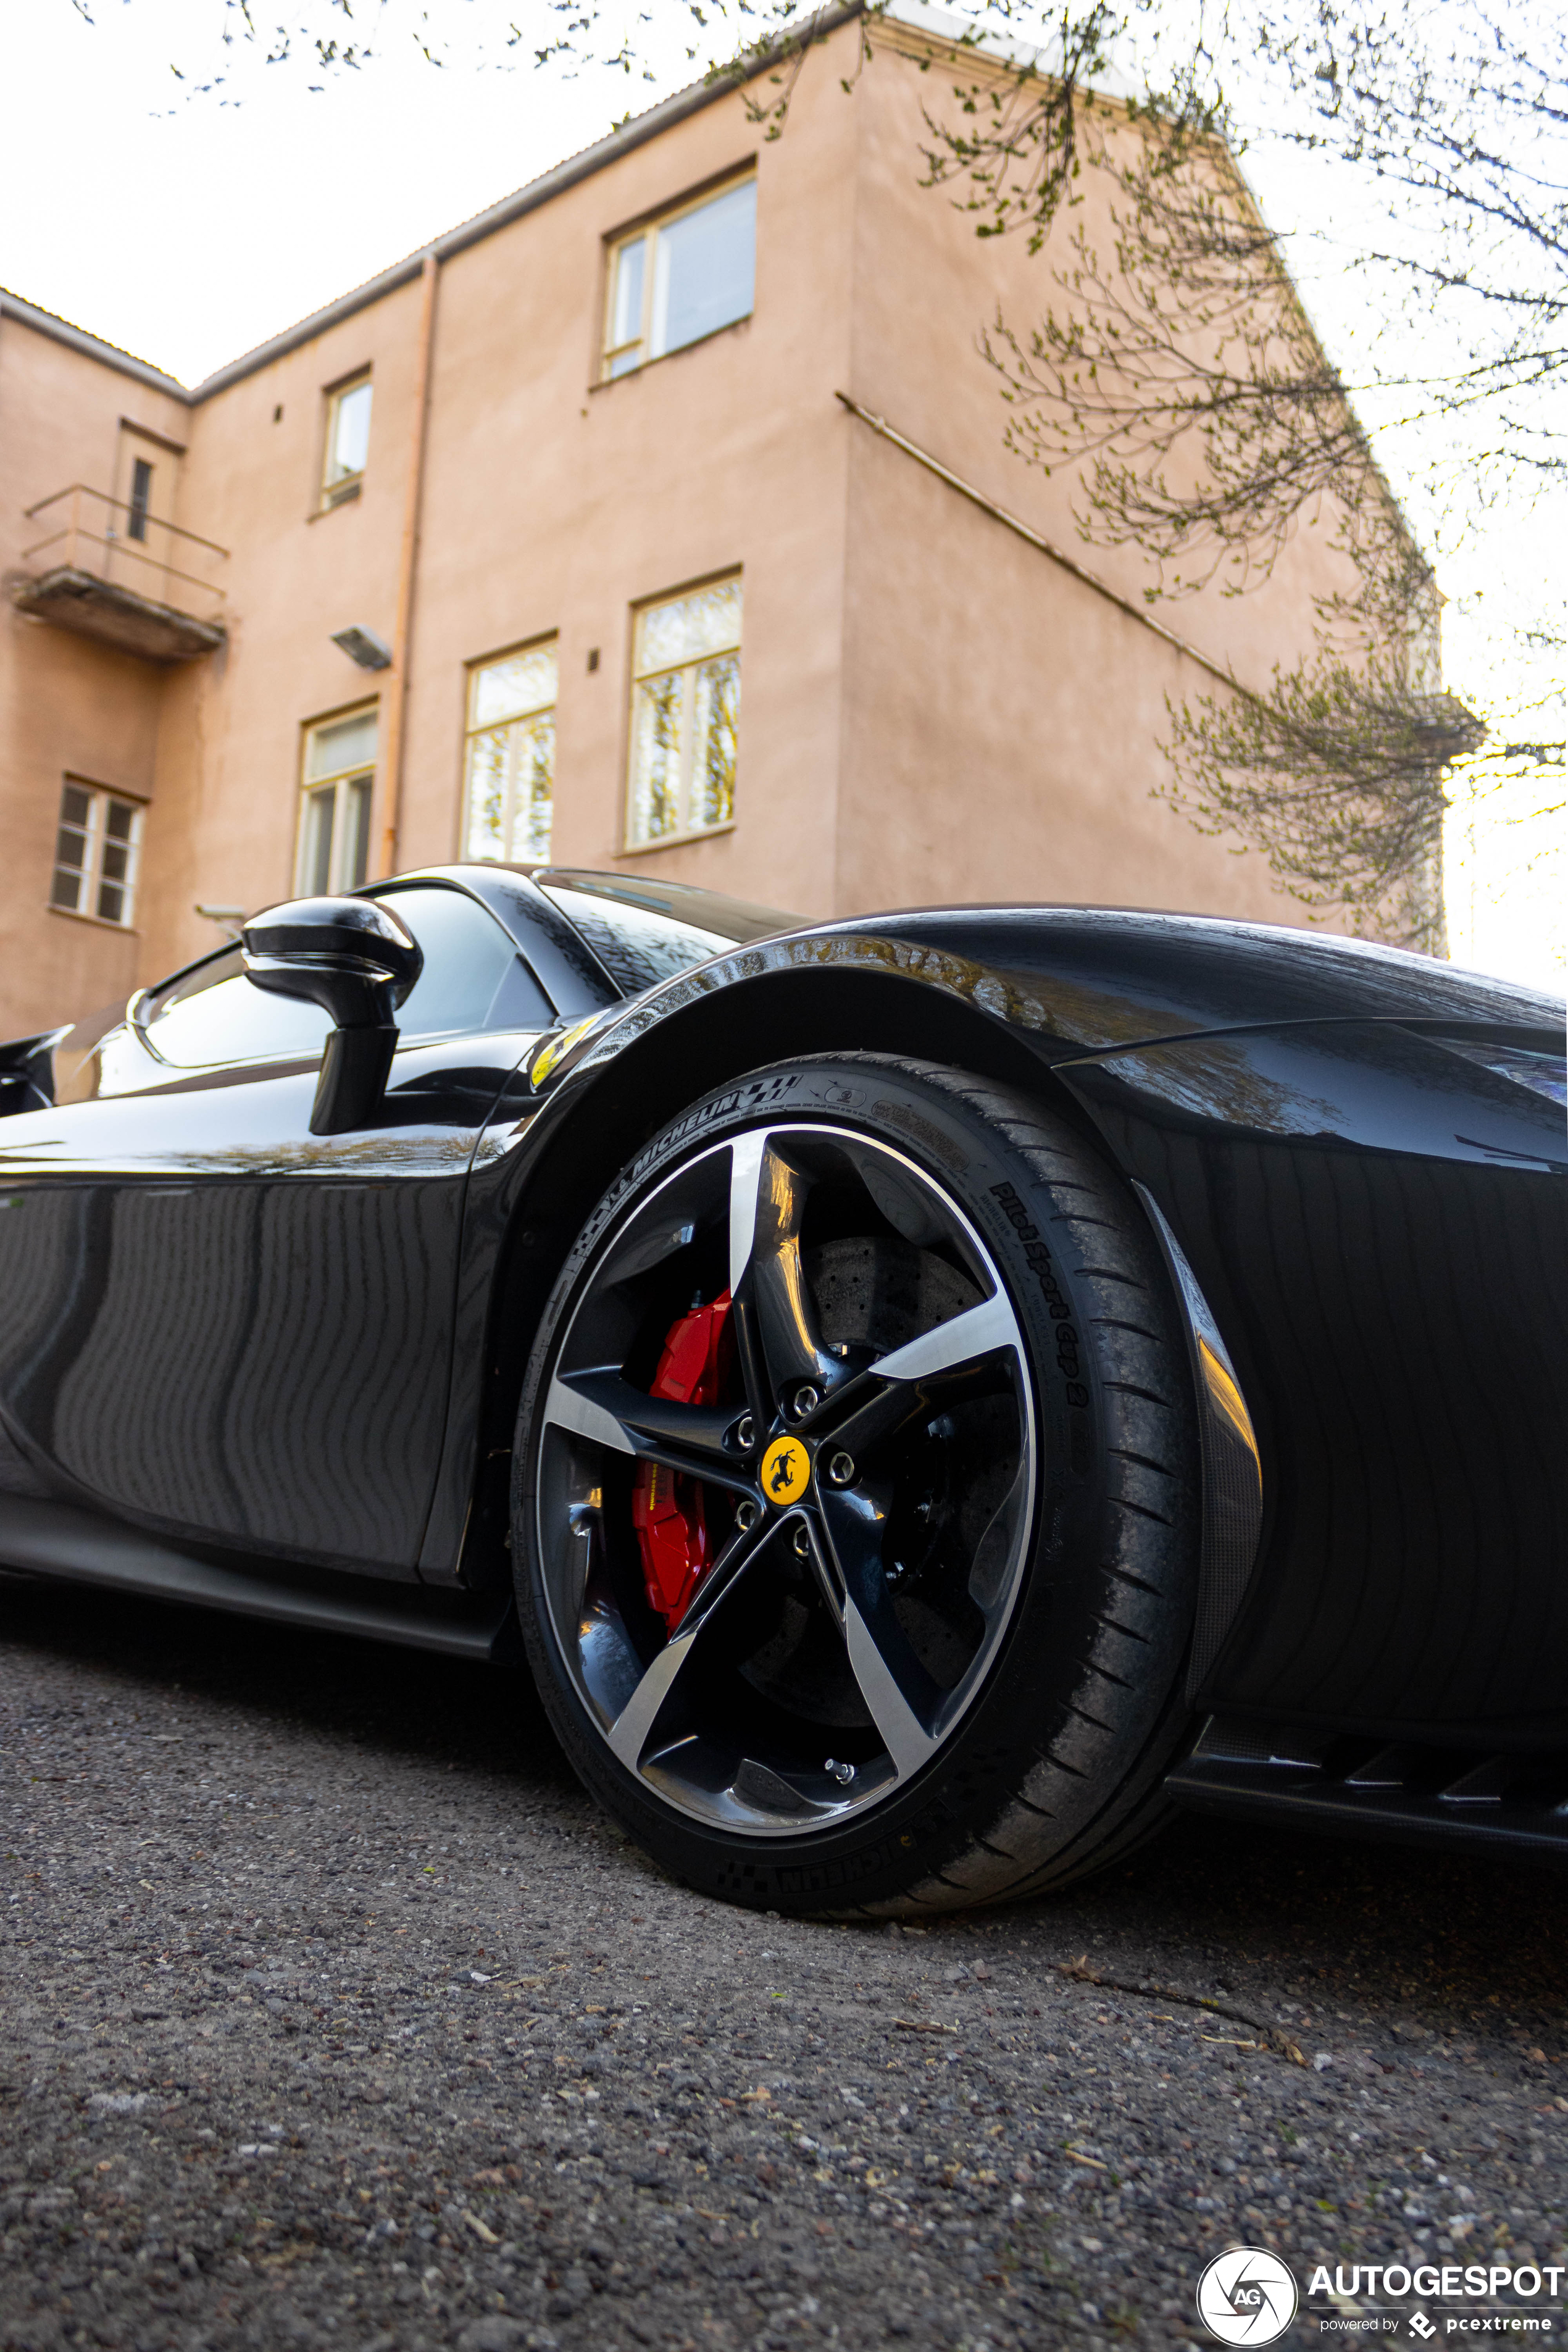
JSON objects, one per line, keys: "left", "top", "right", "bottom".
{"left": 509, "top": 1052, "right": 1203, "bottom": 1914}
{"left": 459, "top": 970, "right": 1111, "bottom": 1591}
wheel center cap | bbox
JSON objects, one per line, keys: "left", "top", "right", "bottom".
{"left": 760, "top": 1434, "right": 811, "bottom": 1507}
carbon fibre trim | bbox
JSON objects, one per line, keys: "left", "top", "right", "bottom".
{"left": 1167, "top": 1716, "right": 1568, "bottom": 1861}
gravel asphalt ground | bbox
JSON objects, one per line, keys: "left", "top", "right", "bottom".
{"left": 2, "top": 1575, "right": 1566, "bottom": 2352}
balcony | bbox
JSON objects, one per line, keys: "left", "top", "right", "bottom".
{"left": 10, "top": 485, "right": 228, "bottom": 663}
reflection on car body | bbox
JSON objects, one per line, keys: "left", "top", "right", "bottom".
{"left": 0, "top": 864, "right": 1562, "bottom": 1912}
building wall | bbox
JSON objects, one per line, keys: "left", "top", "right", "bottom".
{"left": 136, "top": 274, "right": 429, "bottom": 981}
{"left": 4, "top": 12, "right": 1388, "bottom": 1037}
{"left": 833, "top": 27, "right": 1346, "bottom": 920}
{"left": 0, "top": 315, "right": 188, "bottom": 1034}
{"left": 399, "top": 49, "right": 860, "bottom": 921}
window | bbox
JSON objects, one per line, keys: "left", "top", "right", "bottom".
{"left": 144, "top": 951, "right": 333, "bottom": 1069}
{"left": 463, "top": 641, "right": 557, "bottom": 863}
{"left": 626, "top": 578, "right": 741, "bottom": 849}
{"left": 142, "top": 884, "right": 552, "bottom": 1069}
{"left": 603, "top": 177, "right": 756, "bottom": 380}
{"left": 539, "top": 870, "right": 795, "bottom": 996}
{"left": 127, "top": 457, "right": 154, "bottom": 543}
{"left": 49, "top": 781, "right": 144, "bottom": 928}
{"left": 322, "top": 376, "right": 373, "bottom": 506}
{"left": 298, "top": 707, "right": 376, "bottom": 895}
{"left": 375, "top": 885, "right": 554, "bottom": 1035}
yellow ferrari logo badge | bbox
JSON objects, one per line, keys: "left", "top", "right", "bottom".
{"left": 761, "top": 1436, "right": 811, "bottom": 1507}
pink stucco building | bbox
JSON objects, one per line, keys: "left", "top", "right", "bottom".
{"left": 1, "top": 7, "right": 1370, "bottom": 1038}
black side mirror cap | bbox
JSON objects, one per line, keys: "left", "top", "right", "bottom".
{"left": 241, "top": 896, "right": 423, "bottom": 1136}
{"left": 0, "top": 1025, "right": 73, "bottom": 1117}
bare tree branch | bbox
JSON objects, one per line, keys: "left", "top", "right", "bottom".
{"left": 1163, "top": 663, "right": 1484, "bottom": 950}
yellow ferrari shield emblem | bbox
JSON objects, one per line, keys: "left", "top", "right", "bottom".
{"left": 761, "top": 1435, "right": 811, "bottom": 1507}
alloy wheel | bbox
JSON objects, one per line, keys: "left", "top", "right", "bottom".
{"left": 532, "top": 1124, "right": 1036, "bottom": 1834}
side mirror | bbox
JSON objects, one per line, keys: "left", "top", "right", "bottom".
{"left": 242, "top": 895, "right": 423, "bottom": 1136}
{"left": 0, "top": 1025, "right": 72, "bottom": 1117}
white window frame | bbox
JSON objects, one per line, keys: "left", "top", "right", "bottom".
{"left": 321, "top": 373, "right": 373, "bottom": 509}
{"left": 296, "top": 706, "right": 378, "bottom": 895}
{"left": 462, "top": 638, "right": 559, "bottom": 865}
{"left": 602, "top": 173, "right": 756, "bottom": 382}
{"left": 624, "top": 575, "right": 742, "bottom": 853}
{"left": 49, "top": 778, "right": 145, "bottom": 929}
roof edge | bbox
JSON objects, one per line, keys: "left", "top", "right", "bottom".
{"left": 0, "top": 289, "right": 191, "bottom": 401}
{"left": 189, "top": 0, "right": 865, "bottom": 404}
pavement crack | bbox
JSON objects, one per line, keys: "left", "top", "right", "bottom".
{"left": 1054, "top": 1954, "right": 1307, "bottom": 2064}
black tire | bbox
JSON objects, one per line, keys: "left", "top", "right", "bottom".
{"left": 511, "top": 1054, "right": 1200, "bottom": 1916}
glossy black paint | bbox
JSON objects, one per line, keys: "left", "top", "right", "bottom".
{"left": 0, "top": 870, "right": 573, "bottom": 1576}
{"left": 0, "top": 1026, "right": 78, "bottom": 1119}
{"left": 764, "top": 904, "right": 1553, "bottom": 1051}
{"left": 242, "top": 891, "right": 426, "bottom": 998}
{"left": 0, "top": 1491, "right": 515, "bottom": 1660}
{"left": 243, "top": 894, "right": 426, "bottom": 1136}
{"left": 0, "top": 1033, "right": 545, "bottom": 1574}
{"left": 435, "top": 917, "right": 1564, "bottom": 1748}
{"left": 2, "top": 872, "right": 1564, "bottom": 1831}
{"left": 1059, "top": 1024, "right": 1567, "bottom": 1741}
{"left": 440, "top": 866, "right": 620, "bottom": 1018}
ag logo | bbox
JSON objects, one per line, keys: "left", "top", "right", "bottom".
{"left": 761, "top": 1436, "right": 810, "bottom": 1507}
{"left": 1195, "top": 2248, "right": 1298, "bottom": 2345}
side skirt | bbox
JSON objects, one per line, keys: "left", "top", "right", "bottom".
{"left": 1167, "top": 1716, "right": 1568, "bottom": 1864}
{"left": 0, "top": 1496, "right": 518, "bottom": 1664}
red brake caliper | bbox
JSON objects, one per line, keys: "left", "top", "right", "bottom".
{"left": 632, "top": 1290, "right": 734, "bottom": 1633}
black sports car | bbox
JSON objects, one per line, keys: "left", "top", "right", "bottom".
{"left": 1, "top": 867, "right": 1564, "bottom": 1913}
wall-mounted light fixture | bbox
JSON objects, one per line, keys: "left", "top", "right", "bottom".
{"left": 196, "top": 903, "right": 246, "bottom": 941}
{"left": 331, "top": 625, "right": 393, "bottom": 671}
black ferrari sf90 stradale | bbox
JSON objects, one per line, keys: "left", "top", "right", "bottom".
{"left": 1, "top": 867, "right": 1564, "bottom": 1913}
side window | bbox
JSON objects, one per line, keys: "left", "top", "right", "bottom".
{"left": 144, "top": 890, "right": 553, "bottom": 1071}
{"left": 377, "top": 886, "right": 553, "bottom": 1037}
{"left": 143, "top": 951, "right": 332, "bottom": 1069}
{"left": 146, "top": 884, "right": 552, "bottom": 1072}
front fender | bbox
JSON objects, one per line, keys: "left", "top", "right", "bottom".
{"left": 1058, "top": 1019, "right": 1568, "bottom": 1745}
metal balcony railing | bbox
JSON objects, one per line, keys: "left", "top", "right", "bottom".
{"left": 22, "top": 483, "right": 228, "bottom": 617}
{"left": 13, "top": 485, "right": 229, "bottom": 661}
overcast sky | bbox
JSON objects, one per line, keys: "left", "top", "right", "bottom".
{"left": 4, "top": 0, "right": 1561, "bottom": 993}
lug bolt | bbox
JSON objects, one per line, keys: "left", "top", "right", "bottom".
{"left": 786, "top": 1382, "right": 821, "bottom": 1423}
{"left": 791, "top": 1524, "right": 812, "bottom": 1560}
{"left": 735, "top": 1498, "right": 760, "bottom": 1533}
{"left": 824, "top": 1451, "right": 857, "bottom": 1488}
{"left": 732, "top": 1412, "right": 756, "bottom": 1453}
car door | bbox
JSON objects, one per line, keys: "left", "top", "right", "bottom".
{"left": 0, "top": 881, "right": 559, "bottom": 1577}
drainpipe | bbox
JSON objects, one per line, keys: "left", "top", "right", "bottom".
{"left": 377, "top": 248, "right": 439, "bottom": 878}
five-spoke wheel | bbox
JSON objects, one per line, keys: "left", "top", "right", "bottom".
{"left": 514, "top": 1056, "right": 1198, "bottom": 1916}
{"left": 533, "top": 1120, "right": 1035, "bottom": 1832}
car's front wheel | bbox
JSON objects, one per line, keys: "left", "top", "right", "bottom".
{"left": 512, "top": 1054, "right": 1199, "bottom": 1915}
